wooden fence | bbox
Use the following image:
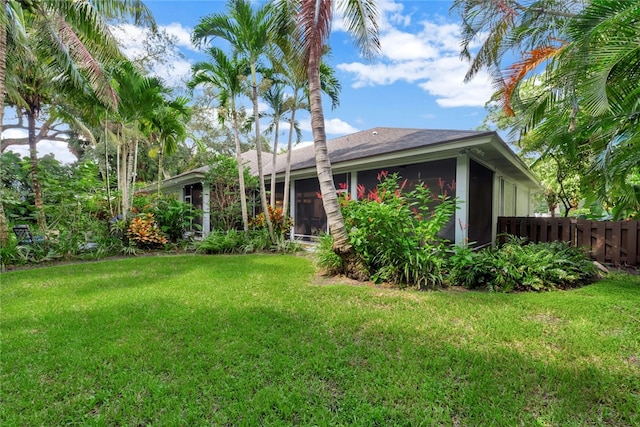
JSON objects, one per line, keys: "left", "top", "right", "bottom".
{"left": 497, "top": 217, "right": 640, "bottom": 266}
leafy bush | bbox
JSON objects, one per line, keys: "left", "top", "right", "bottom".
{"left": 251, "top": 205, "right": 293, "bottom": 236}
{"left": 153, "top": 195, "right": 201, "bottom": 242}
{"left": 339, "top": 172, "right": 456, "bottom": 289}
{"left": 196, "top": 229, "right": 246, "bottom": 254}
{"left": 315, "top": 233, "right": 343, "bottom": 275}
{"left": 127, "top": 213, "right": 168, "bottom": 249}
{"left": 448, "top": 236, "right": 597, "bottom": 292}
{"left": 196, "top": 229, "right": 299, "bottom": 255}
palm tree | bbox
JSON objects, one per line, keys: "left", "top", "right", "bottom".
{"left": 451, "top": 0, "right": 581, "bottom": 114}
{"left": 0, "top": 0, "right": 154, "bottom": 235}
{"left": 271, "top": 49, "right": 340, "bottom": 230}
{"left": 273, "top": 0, "right": 379, "bottom": 279}
{"left": 262, "top": 82, "right": 288, "bottom": 207}
{"left": 193, "top": 0, "right": 277, "bottom": 244}
{"left": 189, "top": 47, "right": 252, "bottom": 235}
{"left": 149, "top": 96, "right": 191, "bottom": 194}
{"left": 454, "top": 0, "right": 640, "bottom": 218}
{"left": 110, "top": 61, "right": 168, "bottom": 218}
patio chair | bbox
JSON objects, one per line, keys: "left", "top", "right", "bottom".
{"left": 12, "top": 225, "right": 45, "bottom": 245}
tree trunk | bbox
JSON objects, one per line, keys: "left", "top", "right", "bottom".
{"left": 120, "top": 140, "right": 128, "bottom": 219}
{"left": 0, "top": 1, "right": 10, "bottom": 244}
{"left": 270, "top": 118, "right": 280, "bottom": 207}
{"left": 27, "top": 109, "right": 46, "bottom": 230}
{"left": 307, "top": 48, "right": 368, "bottom": 281}
{"left": 251, "top": 62, "right": 275, "bottom": 243}
{"left": 282, "top": 104, "right": 297, "bottom": 232}
{"left": 157, "top": 141, "right": 164, "bottom": 195}
{"left": 128, "top": 139, "right": 138, "bottom": 214}
{"left": 232, "top": 108, "right": 249, "bottom": 236}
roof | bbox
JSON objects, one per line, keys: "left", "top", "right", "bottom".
{"left": 157, "top": 127, "right": 539, "bottom": 191}
{"left": 247, "top": 127, "right": 494, "bottom": 176}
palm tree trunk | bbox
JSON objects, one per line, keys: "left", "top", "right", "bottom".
{"left": 250, "top": 63, "right": 275, "bottom": 243}
{"left": 120, "top": 141, "right": 128, "bottom": 219}
{"left": 0, "top": 1, "right": 10, "bottom": 244}
{"left": 270, "top": 120, "right": 280, "bottom": 207}
{"left": 282, "top": 106, "right": 297, "bottom": 231}
{"left": 232, "top": 109, "right": 249, "bottom": 235}
{"left": 157, "top": 141, "right": 164, "bottom": 195}
{"left": 27, "top": 109, "right": 46, "bottom": 230}
{"left": 128, "top": 139, "right": 139, "bottom": 214}
{"left": 307, "top": 49, "right": 368, "bottom": 280}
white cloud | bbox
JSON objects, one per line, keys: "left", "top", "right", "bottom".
{"left": 325, "top": 118, "right": 360, "bottom": 134}
{"left": 162, "top": 22, "right": 197, "bottom": 51}
{"left": 335, "top": 6, "right": 494, "bottom": 109}
{"left": 299, "top": 118, "right": 360, "bottom": 135}
{"left": 4, "top": 126, "right": 77, "bottom": 164}
{"left": 7, "top": 140, "right": 76, "bottom": 164}
{"left": 111, "top": 23, "right": 194, "bottom": 88}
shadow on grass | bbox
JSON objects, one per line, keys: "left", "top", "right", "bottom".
{"left": 2, "top": 288, "right": 638, "bottom": 426}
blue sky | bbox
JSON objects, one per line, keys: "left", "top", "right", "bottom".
{"left": 7, "top": 0, "right": 495, "bottom": 162}
{"left": 132, "top": 0, "right": 494, "bottom": 144}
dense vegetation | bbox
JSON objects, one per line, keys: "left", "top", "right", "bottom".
{"left": 317, "top": 174, "right": 599, "bottom": 291}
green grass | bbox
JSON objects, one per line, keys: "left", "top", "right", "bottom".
{"left": 1, "top": 255, "right": 639, "bottom": 426}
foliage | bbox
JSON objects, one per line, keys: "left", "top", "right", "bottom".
{"left": 195, "top": 228, "right": 298, "bottom": 255}
{"left": 453, "top": 0, "right": 640, "bottom": 219}
{"left": 130, "top": 192, "right": 201, "bottom": 242}
{"left": 339, "top": 172, "right": 456, "bottom": 289}
{"left": 315, "top": 233, "right": 343, "bottom": 276}
{"left": 204, "top": 154, "right": 257, "bottom": 231}
{"left": 250, "top": 205, "right": 293, "bottom": 236}
{"left": 196, "top": 229, "right": 245, "bottom": 254}
{"left": 449, "top": 236, "right": 597, "bottom": 292}
{"left": 153, "top": 195, "right": 201, "bottom": 242}
{"left": 127, "top": 213, "right": 167, "bottom": 249}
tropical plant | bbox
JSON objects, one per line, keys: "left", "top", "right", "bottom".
{"left": 153, "top": 195, "right": 201, "bottom": 243}
{"left": 189, "top": 47, "right": 252, "bottom": 235}
{"left": 0, "top": 0, "right": 155, "bottom": 236}
{"left": 148, "top": 96, "right": 192, "bottom": 193}
{"left": 193, "top": 0, "right": 277, "bottom": 244}
{"left": 339, "top": 173, "right": 456, "bottom": 289}
{"left": 450, "top": 236, "right": 597, "bottom": 292}
{"left": 203, "top": 154, "right": 257, "bottom": 232}
{"left": 127, "top": 213, "right": 167, "bottom": 249}
{"left": 272, "top": 0, "right": 380, "bottom": 280}
{"left": 452, "top": 0, "right": 640, "bottom": 219}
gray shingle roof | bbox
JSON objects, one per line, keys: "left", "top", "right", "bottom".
{"left": 251, "top": 127, "right": 493, "bottom": 175}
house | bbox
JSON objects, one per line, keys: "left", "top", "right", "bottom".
{"left": 158, "top": 127, "right": 540, "bottom": 246}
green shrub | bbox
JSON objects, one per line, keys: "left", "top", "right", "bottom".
{"left": 153, "top": 195, "right": 201, "bottom": 242}
{"left": 196, "top": 229, "right": 245, "bottom": 254}
{"left": 339, "top": 172, "right": 456, "bottom": 289}
{"left": 448, "top": 236, "right": 598, "bottom": 292}
{"left": 127, "top": 213, "right": 168, "bottom": 249}
{"left": 316, "top": 233, "right": 343, "bottom": 275}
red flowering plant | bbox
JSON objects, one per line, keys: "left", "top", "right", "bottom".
{"left": 337, "top": 172, "right": 457, "bottom": 288}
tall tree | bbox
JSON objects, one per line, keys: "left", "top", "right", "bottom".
{"left": 193, "top": 0, "right": 277, "bottom": 243}
{"left": 0, "top": 0, "right": 154, "bottom": 234}
{"left": 189, "top": 47, "right": 252, "bottom": 235}
{"left": 453, "top": 0, "right": 640, "bottom": 218}
{"left": 110, "top": 61, "right": 168, "bottom": 218}
{"left": 274, "top": 0, "right": 379, "bottom": 279}
{"left": 262, "top": 82, "right": 287, "bottom": 207}
{"left": 149, "top": 96, "right": 191, "bottom": 194}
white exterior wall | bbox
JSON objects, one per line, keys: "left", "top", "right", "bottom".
{"left": 455, "top": 153, "right": 470, "bottom": 245}
{"left": 202, "top": 183, "right": 211, "bottom": 237}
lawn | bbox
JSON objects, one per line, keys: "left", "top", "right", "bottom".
{"left": 1, "top": 254, "right": 639, "bottom": 426}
